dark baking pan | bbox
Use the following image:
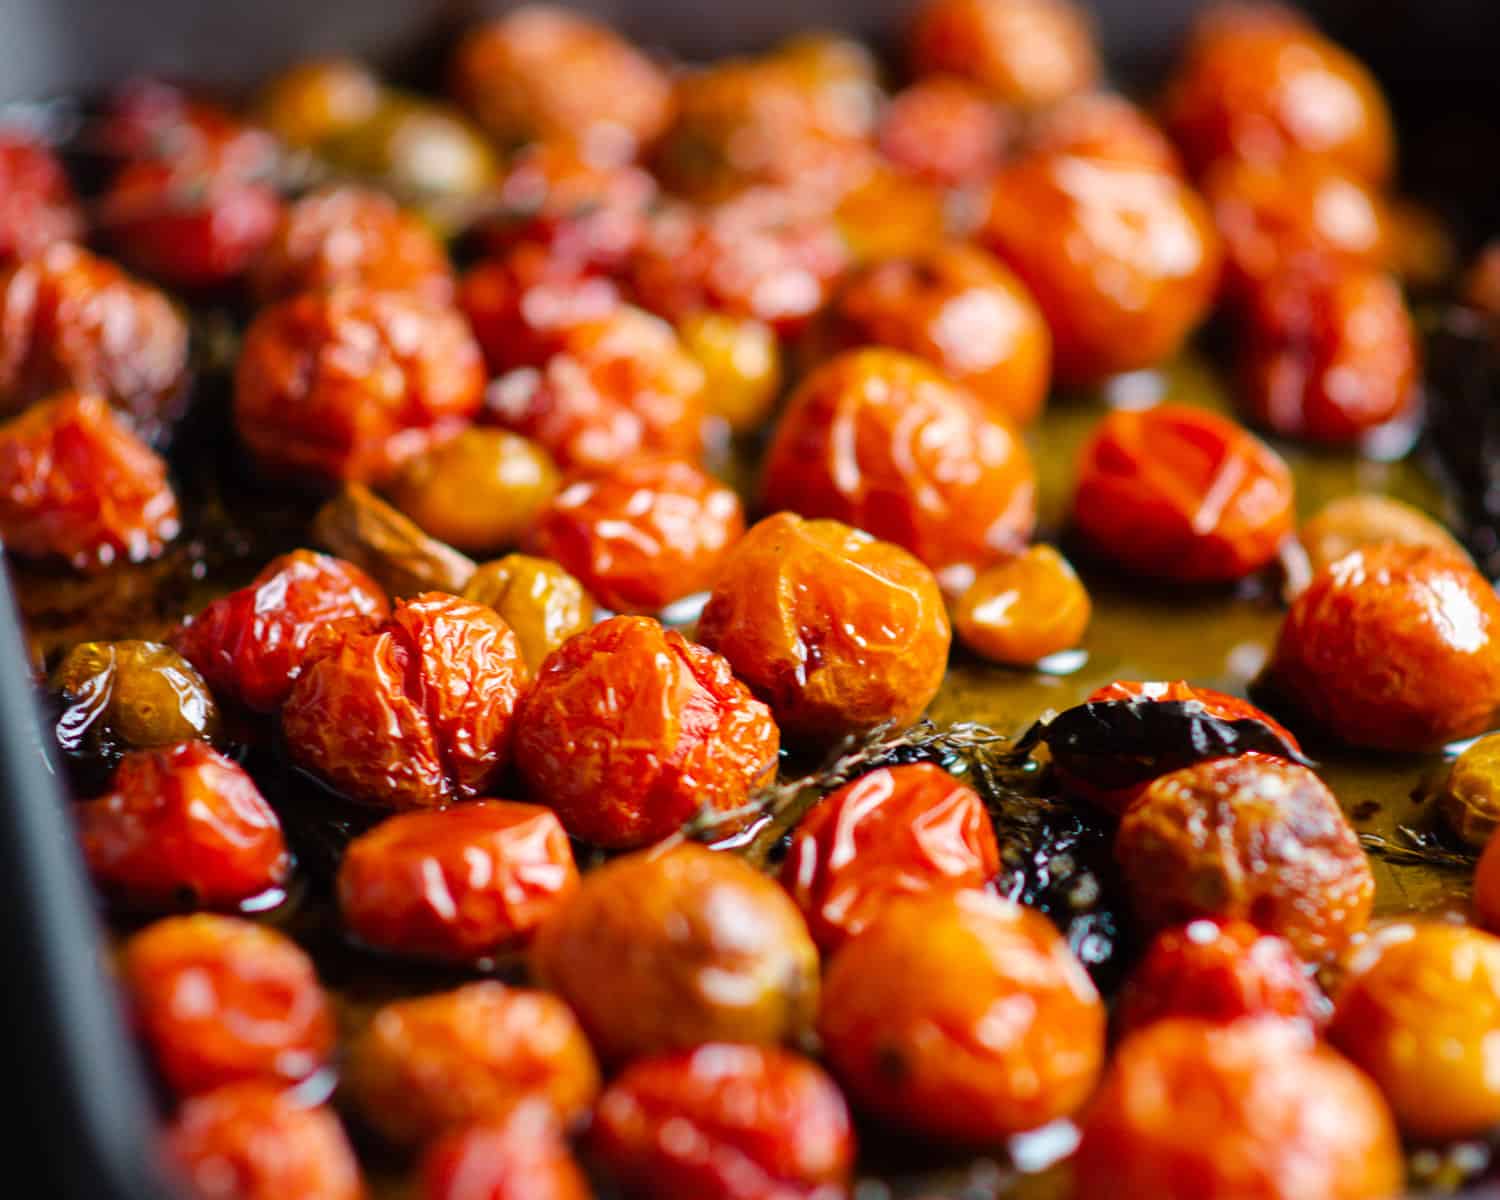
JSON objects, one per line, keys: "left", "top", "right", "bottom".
{"left": 4, "top": 2, "right": 1500, "bottom": 1198}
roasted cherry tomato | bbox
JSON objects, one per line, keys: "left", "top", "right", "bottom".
{"left": 770, "top": 31, "right": 882, "bottom": 143}
{"left": 1114, "top": 919, "right": 1324, "bottom": 1037}
{"left": 421, "top": 1104, "right": 590, "bottom": 1200}
{"left": 165, "top": 1084, "right": 363, "bottom": 1200}
{"left": 628, "top": 192, "right": 851, "bottom": 339}
{"left": 1072, "top": 404, "right": 1294, "bottom": 584}
{"left": 1074, "top": 1018, "right": 1402, "bottom": 1200}
{"left": 819, "top": 889, "right": 1104, "bottom": 1143}
{"left": 1024, "top": 92, "right": 1182, "bottom": 174}
{"left": 345, "top": 981, "right": 600, "bottom": 1148}
{"left": 513, "top": 615, "right": 778, "bottom": 848}
{"left": 1298, "top": 494, "right": 1468, "bottom": 578}
{"left": 461, "top": 554, "right": 594, "bottom": 672}
{"left": 1476, "top": 830, "right": 1500, "bottom": 933}
{"left": 282, "top": 593, "right": 530, "bottom": 809}
{"left": 80, "top": 742, "right": 288, "bottom": 911}
{"left": 1445, "top": 733, "right": 1500, "bottom": 848}
{"left": 251, "top": 185, "right": 455, "bottom": 304}
{"left": 533, "top": 844, "right": 820, "bottom": 1063}
{"left": 781, "top": 763, "right": 1000, "bottom": 952}
{"left": 761, "top": 349, "right": 1035, "bottom": 589}
{"left": 448, "top": 4, "right": 672, "bottom": 162}
{"left": 122, "top": 914, "right": 334, "bottom": 1097}
{"left": 832, "top": 162, "right": 948, "bottom": 263}
{"left": 337, "top": 801, "right": 578, "bottom": 962}
{"left": 0, "top": 132, "right": 83, "bottom": 263}
{"left": 255, "top": 57, "right": 382, "bottom": 150}
{"left": 675, "top": 311, "right": 782, "bottom": 435}
{"left": 1052, "top": 680, "right": 1303, "bottom": 814}
{"left": 234, "top": 287, "right": 485, "bottom": 486}
{"left": 907, "top": 0, "right": 1099, "bottom": 110}
{"left": 877, "top": 77, "right": 1011, "bottom": 189}
{"left": 814, "top": 245, "right": 1052, "bottom": 427}
{"left": 1270, "top": 544, "right": 1500, "bottom": 751}
{"left": 483, "top": 305, "right": 705, "bottom": 473}
{"left": 461, "top": 246, "right": 622, "bottom": 373}
{"left": 1115, "top": 756, "right": 1373, "bottom": 960}
{"left": 1160, "top": 3, "right": 1394, "bottom": 183}
{"left": 0, "top": 243, "right": 189, "bottom": 439}
{"left": 953, "top": 544, "right": 1091, "bottom": 666}
{"left": 979, "top": 151, "right": 1221, "bottom": 385}
{"left": 324, "top": 94, "right": 500, "bottom": 209}
{"left": 97, "top": 79, "right": 279, "bottom": 174}
{"left": 0, "top": 390, "right": 179, "bottom": 571}
{"left": 529, "top": 458, "right": 744, "bottom": 615}
{"left": 174, "top": 550, "right": 389, "bottom": 714}
{"left": 1328, "top": 922, "right": 1500, "bottom": 1141}
{"left": 591, "top": 1045, "right": 856, "bottom": 1200}
{"left": 697, "top": 513, "right": 952, "bottom": 744}
{"left": 1238, "top": 262, "right": 1417, "bottom": 443}
{"left": 385, "top": 429, "right": 559, "bottom": 556}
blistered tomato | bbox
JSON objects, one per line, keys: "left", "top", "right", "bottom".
{"left": 1270, "top": 544, "right": 1500, "bottom": 751}
{"left": 953, "top": 544, "right": 1090, "bottom": 666}
{"left": 122, "top": 914, "right": 334, "bottom": 1096}
{"left": 0, "top": 133, "right": 83, "bottom": 263}
{"left": 337, "top": 801, "right": 578, "bottom": 962}
{"left": 591, "top": 1045, "right": 856, "bottom": 1200}
{"left": 818, "top": 889, "right": 1104, "bottom": 1143}
{"left": 529, "top": 458, "right": 744, "bottom": 614}
{"left": 460, "top": 246, "right": 622, "bottom": 373}
{"left": 461, "top": 554, "right": 594, "bottom": 672}
{"left": 533, "top": 844, "right": 820, "bottom": 1062}
{"left": 421, "top": 1105, "right": 590, "bottom": 1200}
{"left": 282, "top": 593, "right": 530, "bottom": 809}
{"left": 877, "top": 77, "right": 1011, "bottom": 189}
{"left": 697, "top": 513, "right": 952, "bottom": 744}
{"left": 781, "top": 763, "right": 999, "bottom": 952}
{"left": 174, "top": 550, "right": 389, "bottom": 714}
{"left": 1024, "top": 92, "right": 1182, "bottom": 174}
{"left": 512, "top": 615, "right": 778, "bottom": 848}
{"left": 675, "top": 311, "right": 783, "bottom": 435}
{"left": 1072, "top": 404, "right": 1294, "bottom": 584}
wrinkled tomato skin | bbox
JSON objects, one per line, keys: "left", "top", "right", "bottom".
{"left": 1238, "top": 263, "right": 1417, "bottom": 443}
{"left": 1053, "top": 679, "right": 1303, "bottom": 814}
{"left": 591, "top": 1045, "right": 856, "bottom": 1200}
{"left": 80, "top": 742, "right": 289, "bottom": 911}
{"left": 877, "top": 77, "right": 1011, "bottom": 189}
{"left": 1072, "top": 404, "right": 1294, "bottom": 584}
{"left": 1271, "top": 544, "right": 1500, "bottom": 751}
{"left": 1024, "top": 92, "right": 1183, "bottom": 175}
{"left": 252, "top": 185, "right": 455, "bottom": 305}
{"left": 0, "top": 242, "right": 190, "bottom": 439}
{"left": 907, "top": 0, "right": 1100, "bottom": 110}
{"left": 122, "top": 914, "right": 334, "bottom": 1097}
{"left": 761, "top": 349, "right": 1035, "bottom": 589}
{"left": 1073, "top": 1018, "right": 1403, "bottom": 1200}
{"left": 1114, "top": 919, "right": 1324, "bottom": 1038}
{"left": 448, "top": 5, "right": 673, "bottom": 162}
{"left": 234, "top": 287, "right": 485, "bottom": 486}
{"left": 421, "top": 1106, "right": 590, "bottom": 1200}
{"left": 165, "top": 1084, "right": 364, "bottom": 1200}
{"left": 529, "top": 457, "right": 745, "bottom": 615}
{"left": 697, "top": 514, "right": 952, "bottom": 745}
{"left": 818, "top": 889, "right": 1104, "bottom": 1143}
{"left": 1329, "top": 922, "right": 1500, "bottom": 1141}
{"left": 1159, "top": 5, "right": 1394, "bottom": 184}
{"left": 781, "top": 763, "right": 1000, "bottom": 953}
{"left": 460, "top": 246, "right": 621, "bottom": 373}
{"left": 337, "top": 801, "right": 578, "bottom": 962}
{"left": 0, "top": 134, "right": 83, "bottom": 263}
{"left": 979, "top": 151, "right": 1221, "bottom": 385}
{"left": 483, "top": 306, "right": 705, "bottom": 473}
{"left": 532, "top": 844, "right": 820, "bottom": 1063}
{"left": 0, "top": 390, "right": 179, "bottom": 571}
{"left": 345, "top": 981, "right": 600, "bottom": 1148}
{"left": 282, "top": 593, "right": 530, "bottom": 810}
{"left": 815, "top": 245, "right": 1052, "bottom": 427}
{"left": 174, "top": 550, "right": 389, "bottom": 714}
{"left": 1116, "top": 756, "right": 1374, "bottom": 960}
{"left": 513, "top": 615, "right": 778, "bottom": 848}
{"left": 461, "top": 554, "right": 594, "bottom": 673}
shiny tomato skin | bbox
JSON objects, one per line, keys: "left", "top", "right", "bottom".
{"left": 0, "top": 390, "right": 179, "bottom": 571}
{"left": 174, "top": 549, "right": 389, "bottom": 714}
{"left": 80, "top": 742, "right": 289, "bottom": 911}
{"left": 123, "top": 914, "right": 334, "bottom": 1097}
{"left": 591, "top": 1044, "right": 856, "bottom": 1200}
{"left": 460, "top": 246, "right": 621, "bottom": 373}
{"left": 0, "top": 133, "right": 83, "bottom": 263}
{"left": 781, "top": 763, "right": 1000, "bottom": 953}
{"left": 421, "top": 1105, "right": 590, "bottom": 1200}
{"left": 952, "top": 544, "right": 1091, "bottom": 666}
{"left": 1072, "top": 404, "right": 1295, "bottom": 584}
{"left": 337, "top": 801, "right": 578, "bottom": 962}
{"left": 1024, "top": 92, "right": 1183, "bottom": 174}
{"left": 282, "top": 593, "right": 530, "bottom": 810}
{"left": 513, "top": 615, "right": 778, "bottom": 848}
{"left": 877, "top": 77, "right": 1011, "bottom": 188}
{"left": 529, "top": 457, "right": 744, "bottom": 614}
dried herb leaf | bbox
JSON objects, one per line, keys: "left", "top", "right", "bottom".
{"left": 1360, "top": 825, "right": 1479, "bottom": 871}
{"left": 313, "top": 484, "right": 476, "bottom": 598}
